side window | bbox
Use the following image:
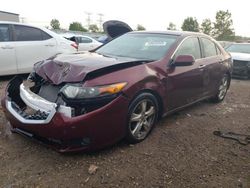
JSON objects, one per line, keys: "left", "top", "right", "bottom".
{"left": 175, "top": 37, "right": 201, "bottom": 59}
{"left": 14, "top": 25, "right": 43, "bottom": 41}
{"left": 201, "top": 38, "right": 217, "bottom": 57}
{"left": 41, "top": 31, "right": 52, "bottom": 40}
{"left": 0, "top": 24, "right": 10, "bottom": 42}
{"left": 80, "top": 37, "right": 92, "bottom": 43}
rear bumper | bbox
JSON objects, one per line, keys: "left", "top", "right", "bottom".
{"left": 1, "top": 79, "right": 129, "bottom": 152}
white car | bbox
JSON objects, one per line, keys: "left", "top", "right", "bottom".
{"left": 62, "top": 34, "right": 102, "bottom": 51}
{"left": 226, "top": 43, "right": 250, "bottom": 79}
{"left": 0, "top": 22, "right": 77, "bottom": 76}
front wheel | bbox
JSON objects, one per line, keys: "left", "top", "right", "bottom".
{"left": 126, "top": 93, "right": 159, "bottom": 144}
{"left": 210, "top": 74, "right": 230, "bottom": 103}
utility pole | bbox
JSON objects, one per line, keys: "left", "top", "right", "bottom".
{"left": 19, "top": 17, "right": 26, "bottom": 23}
{"left": 85, "top": 12, "right": 92, "bottom": 29}
{"left": 97, "top": 13, "right": 104, "bottom": 32}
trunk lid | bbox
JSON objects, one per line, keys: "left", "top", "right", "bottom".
{"left": 103, "top": 20, "right": 132, "bottom": 40}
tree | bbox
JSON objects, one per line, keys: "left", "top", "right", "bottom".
{"left": 167, "top": 22, "right": 176, "bottom": 30}
{"left": 88, "top": 24, "right": 99, "bottom": 33}
{"left": 50, "top": 19, "right": 60, "bottom": 30}
{"left": 69, "top": 22, "right": 88, "bottom": 32}
{"left": 181, "top": 17, "right": 199, "bottom": 32}
{"left": 213, "top": 10, "right": 235, "bottom": 41}
{"left": 200, "top": 19, "right": 212, "bottom": 35}
{"left": 136, "top": 24, "right": 146, "bottom": 31}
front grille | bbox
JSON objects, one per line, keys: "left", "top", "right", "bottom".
{"left": 11, "top": 102, "right": 49, "bottom": 120}
{"left": 233, "top": 60, "right": 248, "bottom": 68}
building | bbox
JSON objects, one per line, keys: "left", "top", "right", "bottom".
{"left": 0, "top": 10, "right": 19, "bottom": 22}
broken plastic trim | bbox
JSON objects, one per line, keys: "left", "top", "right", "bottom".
{"left": 213, "top": 131, "right": 250, "bottom": 145}
{"left": 6, "top": 77, "right": 71, "bottom": 124}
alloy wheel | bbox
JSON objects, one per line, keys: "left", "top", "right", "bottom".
{"left": 218, "top": 76, "right": 228, "bottom": 100}
{"left": 129, "top": 99, "right": 156, "bottom": 140}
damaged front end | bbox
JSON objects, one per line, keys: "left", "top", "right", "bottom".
{"left": 6, "top": 76, "right": 71, "bottom": 124}
{"left": 2, "top": 71, "right": 130, "bottom": 152}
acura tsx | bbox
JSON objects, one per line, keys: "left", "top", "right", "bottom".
{"left": 1, "top": 21, "right": 233, "bottom": 152}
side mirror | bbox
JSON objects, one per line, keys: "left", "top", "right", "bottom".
{"left": 173, "top": 55, "right": 195, "bottom": 66}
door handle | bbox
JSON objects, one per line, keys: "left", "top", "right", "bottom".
{"left": 199, "top": 64, "right": 206, "bottom": 68}
{"left": 45, "top": 44, "right": 55, "bottom": 47}
{"left": 1, "top": 45, "right": 14, "bottom": 49}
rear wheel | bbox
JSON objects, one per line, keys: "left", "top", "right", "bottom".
{"left": 210, "top": 74, "right": 229, "bottom": 103}
{"left": 126, "top": 93, "right": 159, "bottom": 144}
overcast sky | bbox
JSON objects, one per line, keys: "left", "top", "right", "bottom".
{"left": 1, "top": 0, "right": 250, "bottom": 36}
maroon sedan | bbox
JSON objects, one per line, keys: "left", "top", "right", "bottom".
{"left": 1, "top": 21, "right": 232, "bottom": 152}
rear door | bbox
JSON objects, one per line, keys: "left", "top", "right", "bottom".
{"left": 199, "top": 37, "right": 223, "bottom": 97}
{"left": 167, "top": 37, "right": 204, "bottom": 111}
{"left": 0, "top": 24, "right": 17, "bottom": 75}
{"left": 13, "top": 25, "right": 57, "bottom": 73}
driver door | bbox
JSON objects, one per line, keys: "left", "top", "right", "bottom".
{"left": 166, "top": 37, "right": 204, "bottom": 111}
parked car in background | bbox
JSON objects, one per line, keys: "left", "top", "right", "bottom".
{"left": 218, "top": 41, "right": 234, "bottom": 49}
{"left": 62, "top": 34, "right": 102, "bottom": 51}
{"left": 97, "top": 35, "right": 109, "bottom": 44}
{"left": 2, "top": 20, "right": 232, "bottom": 152}
{"left": 226, "top": 43, "right": 250, "bottom": 79}
{"left": 0, "top": 22, "right": 77, "bottom": 76}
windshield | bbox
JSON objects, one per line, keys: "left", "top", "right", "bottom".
{"left": 96, "top": 33, "right": 178, "bottom": 60}
{"left": 226, "top": 44, "right": 250, "bottom": 54}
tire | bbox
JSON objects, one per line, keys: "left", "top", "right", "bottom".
{"left": 210, "top": 74, "right": 230, "bottom": 103}
{"left": 125, "top": 93, "right": 159, "bottom": 144}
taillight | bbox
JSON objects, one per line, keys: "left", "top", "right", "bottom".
{"left": 71, "top": 43, "right": 78, "bottom": 50}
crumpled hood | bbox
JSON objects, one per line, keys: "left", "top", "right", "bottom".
{"left": 34, "top": 52, "right": 141, "bottom": 85}
{"left": 230, "top": 52, "right": 250, "bottom": 61}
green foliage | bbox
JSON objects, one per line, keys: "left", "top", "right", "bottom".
{"left": 50, "top": 19, "right": 60, "bottom": 30}
{"left": 167, "top": 22, "right": 176, "bottom": 30}
{"left": 88, "top": 24, "right": 99, "bottom": 33}
{"left": 136, "top": 24, "right": 146, "bottom": 31}
{"left": 213, "top": 10, "right": 235, "bottom": 41}
{"left": 69, "top": 22, "right": 88, "bottom": 32}
{"left": 181, "top": 17, "right": 199, "bottom": 32}
{"left": 201, "top": 19, "right": 212, "bottom": 35}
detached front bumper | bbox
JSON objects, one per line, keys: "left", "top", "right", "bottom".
{"left": 1, "top": 78, "right": 129, "bottom": 152}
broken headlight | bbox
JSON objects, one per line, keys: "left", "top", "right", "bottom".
{"left": 60, "top": 82, "right": 127, "bottom": 99}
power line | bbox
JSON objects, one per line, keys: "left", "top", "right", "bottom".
{"left": 85, "top": 12, "right": 92, "bottom": 28}
{"left": 97, "top": 13, "right": 104, "bottom": 31}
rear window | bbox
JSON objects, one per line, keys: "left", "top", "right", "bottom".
{"left": 79, "top": 37, "right": 92, "bottom": 43}
{"left": 96, "top": 33, "right": 177, "bottom": 60}
{"left": 14, "top": 25, "right": 52, "bottom": 41}
{"left": 0, "top": 24, "right": 10, "bottom": 42}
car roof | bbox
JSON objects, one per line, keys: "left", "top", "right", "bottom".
{"left": 62, "top": 34, "right": 93, "bottom": 38}
{"left": 130, "top": 30, "right": 209, "bottom": 37}
{"left": 0, "top": 21, "right": 38, "bottom": 27}
{"left": 229, "top": 43, "right": 250, "bottom": 45}
{"left": 0, "top": 21, "right": 67, "bottom": 39}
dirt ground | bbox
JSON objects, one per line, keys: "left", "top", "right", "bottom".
{"left": 0, "top": 77, "right": 249, "bottom": 188}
